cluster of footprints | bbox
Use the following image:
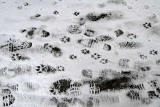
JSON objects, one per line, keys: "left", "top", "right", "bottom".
{"left": 0, "top": 0, "right": 160, "bottom": 107}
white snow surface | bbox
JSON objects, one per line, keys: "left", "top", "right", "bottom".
{"left": 0, "top": 0, "right": 160, "bottom": 107}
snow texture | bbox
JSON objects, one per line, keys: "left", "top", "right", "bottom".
{"left": 0, "top": 0, "right": 160, "bottom": 107}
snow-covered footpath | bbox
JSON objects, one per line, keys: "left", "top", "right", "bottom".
{"left": 0, "top": 0, "right": 160, "bottom": 107}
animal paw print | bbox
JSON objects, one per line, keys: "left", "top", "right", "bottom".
{"left": 127, "top": 33, "right": 137, "bottom": 39}
{"left": 36, "top": 64, "right": 56, "bottom": 73}
{"left": 143, "top": 22, "right": 151, "bottom": 29}
{"left": 36, "top": 64, "right": 45, "bottom": 73}
{"left": 3, "top": 94, "right": 15, "bottom": 106}
{"left": 73, "top": 11, "right": 80, "bottom": 16}
{"left": 2, "top": 89, "right": 15, "bottom": 107}
{"left": 56, "top": 66, "right": 65, "bottom": 71}
{"left": 147, "top": 91, "right": 159, "bottom": 99}
{"left": 148, "top": 80, "right": 158, "bottom": 88}
{"left": 11, "top": 53, "right": 29, "bottom": 61}
{"left": 91, "top": 53, "right": 101, "bottom": 60}
{"left": 150, "top": 50, "right": 158, "bottom": 55}
{"left": 60, "top": 36, "right": 70, "bottom": 43}
{"left": 11, "top": 53, "right": 20, "bottom": 61}
{"left": 100, "top": 58, "right": 108, "bottom": 64}
{"left": 81, "top": 49, "right": 90, "bottom": 55}
{"left": 67, "top": 25, "right": 82, "bottom": 34}
{"left": 69, "top": 54, "right": 77, "bottom": 59}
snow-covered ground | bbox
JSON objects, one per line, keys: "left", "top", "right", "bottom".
{"left": 0, "top": 0, "right": 160, "bottom": 107}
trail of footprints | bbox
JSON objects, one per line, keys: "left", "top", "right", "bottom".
{"left": 0, "top": 0, "right": 160, "bottom": 107}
